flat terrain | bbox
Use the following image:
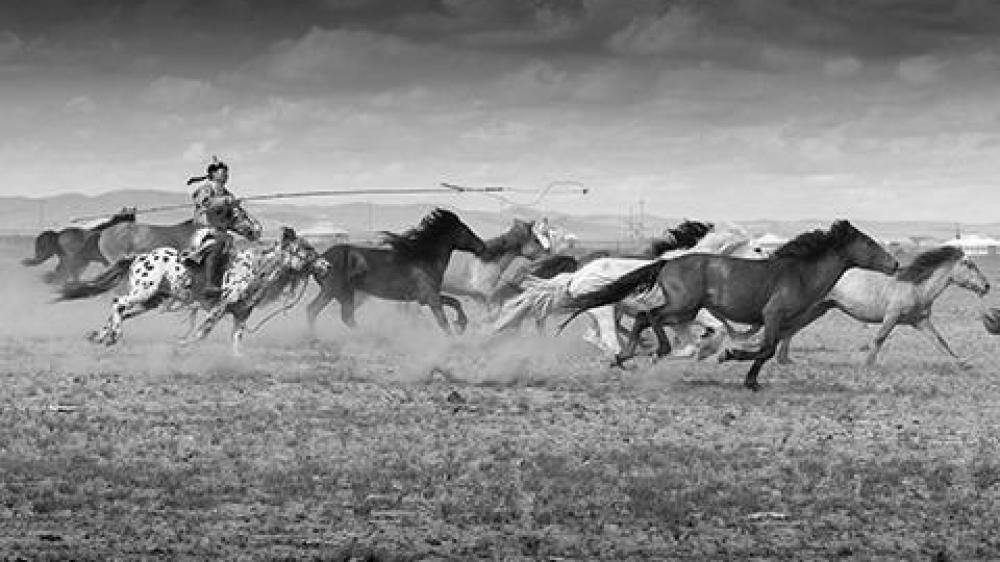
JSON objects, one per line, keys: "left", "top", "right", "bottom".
{"left": 2, "top": 242, "right": 1000, "bottom": 560}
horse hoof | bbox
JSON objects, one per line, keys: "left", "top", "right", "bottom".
{"left": 744, "top": 381, "right": 762, "bottom": 392}
{"left": 610, "top": 357, "right": 636, "bottom": 370}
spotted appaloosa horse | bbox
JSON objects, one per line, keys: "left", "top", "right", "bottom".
{"left": 60, "top": 227, "right": 327, "bottom": 355}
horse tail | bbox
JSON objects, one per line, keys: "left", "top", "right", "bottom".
{"left": 59, "top": 256, "right": 136, "bottom": 300}
{"left": 21, "top": 230, "right": 62, "bottom": 266}
{"left": 517, "top": 274, "right": 576, "bottom": 317}
{"left": 556, "top": 260, "right": 667, "bottom": 333}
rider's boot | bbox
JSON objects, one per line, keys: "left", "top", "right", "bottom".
{"left": 202, "top": 245, "right": 223, "bottom": 298}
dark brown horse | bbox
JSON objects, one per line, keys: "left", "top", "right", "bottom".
{"left": 96, "top": 202, "right": 261, "bottom": 262}
{"left": 559, "top": 220, "right": 899, "bottom": 390}
{"left": 307, "top": 208, "right": 487, "bottom": 335}
{"left": 22, "top": 210, "right": 135, "bottom": 283}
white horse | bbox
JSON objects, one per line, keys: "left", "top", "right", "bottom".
{"left": 60, "top": 227, "right": 328, "bottom": 355}
{"left": 440, "top": 218, "right": 552, "bottom": 315}
{"left": 493, "top": 224, "right": 767, "bottom": 363}
{"left": 776, "top": 245, "right": 989, "bottom": 366}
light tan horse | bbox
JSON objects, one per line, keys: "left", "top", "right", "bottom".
{"left": 776, "top": 245, "right": 989, "bottom": 366}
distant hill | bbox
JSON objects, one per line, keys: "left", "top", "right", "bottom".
{"left": 2, "top": 189, "right": 997, "bottom": 244}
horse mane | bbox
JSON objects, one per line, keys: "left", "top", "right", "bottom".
{"left": 92, "top": 210, "right": 137, "bottom": 231}
{"left": 895, "top": 245, "right": 963, "bottom": 283}
{"left": 773, "top": 220, "right": 858, "bottom": 261}
{"left": 479, "top": 220, "right": 532, "bottom": 262}
{"left": 380, "top": 208, "right": 464, "bottom": 260}
{"left": 528, "top": 254, "right": 579, "bottom": 278}
{"left": 648, "top": 220, "right": 714, "bottom": 256}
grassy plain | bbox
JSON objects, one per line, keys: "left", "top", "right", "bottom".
{"left": 1, "top": 242, "right": 999, "bottom": 560}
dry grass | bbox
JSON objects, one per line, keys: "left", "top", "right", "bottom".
{"left": 2, "top": 245, "right": 1000, "bottom": 559}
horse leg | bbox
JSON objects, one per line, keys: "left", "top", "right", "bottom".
{"left": 865, "top": 310, "right": 901, "bottom": 366}
{"left": 426, "top": 296, "right": 453, "bottom": 335}
{"left": 776, "top": 302, "right": 833, "bottom": 364}
{"left": 183, "top": 302, "right": 229, "bottom": 345}
{"left": 492, "top": 297, "right": 530, "bottom": 332}
{"left": 619, "top": 309, "right": 669, "bottom": 361}
{"left": 616, "top": 310, "right": 653, "bottom": 367}
{"left": 717, "top": 307, "right": 784, "bottom": 390}
{"left": 743, "top": 358, "right": 768, "bottom": 392}
{"left": 914, "top": 317, "right": 968, "bottom": 367}
{"left": 439, "top": 295, "right": 468, "bottom": 334}
{"left": 180, "top": 306, "right": 199, "bottom": 339}
{"left": 306, "top": 288, "right": 335, "bottom": 337}
{"left": 231, "top": 310, "right": 251, "bottom": 357}
{"left": 91, "top": 294, "right": 153, "bottom": 346}
{"left": 587, "top": 305, "right": 625, "bottom": 365}
{"left": 339, "top": 292, "right": 358, "bottom": 328}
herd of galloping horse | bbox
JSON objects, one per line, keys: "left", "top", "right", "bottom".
{"left": 24, "top": 202, "right": 1000, "bottom": 391}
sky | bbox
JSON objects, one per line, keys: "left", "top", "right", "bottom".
{"left": 3, "top": 0, "right": 1000, "bottom": 222}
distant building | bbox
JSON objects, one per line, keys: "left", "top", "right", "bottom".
{"left": 754, "top": 233, "right": 789, "bottom": 252}
{"left": 300, "top": 221, "right": 350, "bottom": 243}
{"left": 944, "top": 234, "right": 1000, "bottom": 256}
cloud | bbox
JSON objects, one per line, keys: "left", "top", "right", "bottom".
{"left": 182, "top": 142, "right": 208, "bottom": 163}
{"left": 605, "top": 5, "right": 702, "bottom": 56}
{"left": 0, "top": 29, "right": 24, "bottom": 60}
{"left": 251, "top": 27, "right": 464, "bottom": 90}
{"left": 824, "top": 56, "right": 863, "bottom": 78}
{"left": 896, "top": 55, "right": 947, "bottom": 85}
{"left": 63, "top": 95, "right": 97, "bottom": 114}
{"left": 140, "top": 76, "right": 213, "bottom": 106}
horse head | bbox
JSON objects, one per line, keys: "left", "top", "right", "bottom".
{"left": 209, "top": 201, "right": 262, "bottom": 241}
{"left": 279, "top": 227, "right": 329, "bottom": 277}
{"left": 445, "top": 211, "right": 486, "bottom": 257}
{"left": 950, "top": 252, "right": 990, "bottom": 296}
{"left": 834, "top": 220, "right": 898, "bottom": 274}
{"left": 524, "top": 219, "right": 553, "bottom": 258}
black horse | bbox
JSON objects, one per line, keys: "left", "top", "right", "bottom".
{"left": 559, "top": 220, "right": 899, "bottom": 390}
{"left": 22, "top": 209, "right": 135, "bottom": 284}
{"left": 307, "top": 208, "right": 487, "bottom": 335}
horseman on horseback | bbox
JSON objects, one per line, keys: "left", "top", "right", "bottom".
{"left": 186, "top": 156, "right": 242, "bottom": 297}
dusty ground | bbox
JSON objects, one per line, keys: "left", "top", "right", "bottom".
{"left": 2, "top": 242, "right": 1000, "bottom": 560}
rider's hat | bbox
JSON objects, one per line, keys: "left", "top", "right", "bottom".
{"left": 187, "top": 156, "right": 229, "bottom": 185}
{"left": 206, "top": 155, "right": 228, "bottom": 175}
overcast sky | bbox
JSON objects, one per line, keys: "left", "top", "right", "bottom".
{"left": 3, "top": 0, "right": 1000, "bottom": 222}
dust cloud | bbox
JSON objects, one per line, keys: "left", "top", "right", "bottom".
{"left": 0, "top": 239, "right": 606, "bottom": 386}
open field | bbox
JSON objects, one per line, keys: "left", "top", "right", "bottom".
{"left": 2, "top": 240, "right": 1000, "bottom": 560}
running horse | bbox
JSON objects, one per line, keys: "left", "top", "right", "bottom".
{"left": 559, "top": 220, "right": 899, "bottom": 390}
{"left": 492, "top": 222, "right": 765, "bottom": 363}
{"left": 307, "top": 208, "right": 487, "bottom": 335}
{"left": 22, "top": 209, "right": 135, "bottom": 284}
{"left": 59, "top": 227, "right": 327, "bottom": 355}
{"left": 96, "top": 201, "right": 262, "bottom": 263}
{"left": 440, "top": 218, "right": 552, "bottom": 315}
{"left": 776, "top": 245, "right": 989, "bottom": 366}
